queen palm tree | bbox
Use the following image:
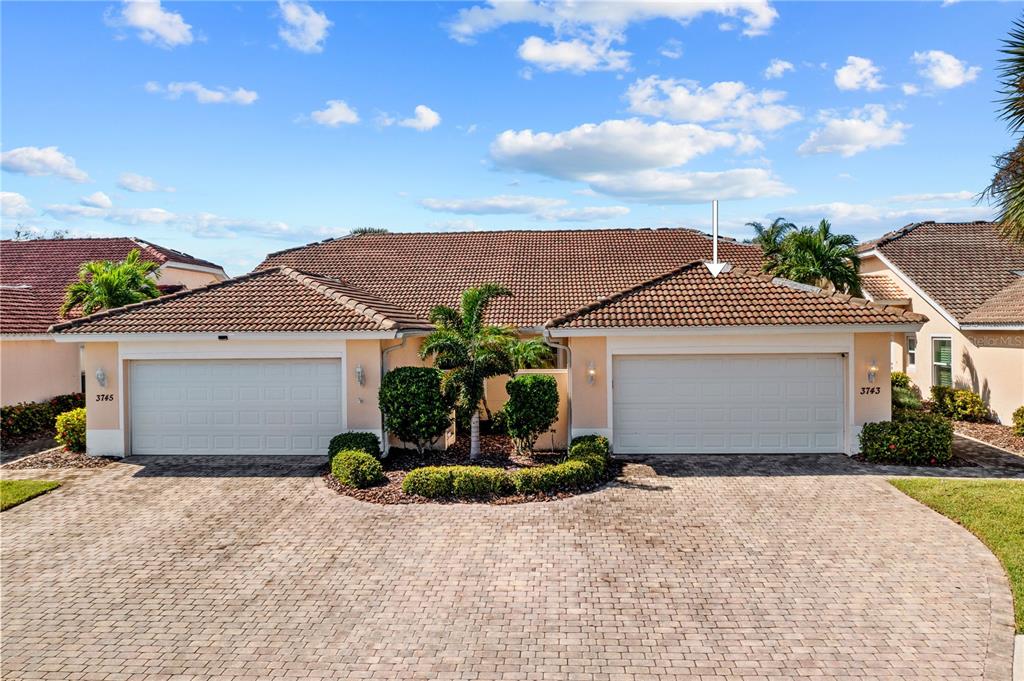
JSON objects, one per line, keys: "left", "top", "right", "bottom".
{"left": 746, "top": 217, "right": 796, "bottom": 272}
{"left": 985, "top": 17, "right": 1024, "bottom": 244}
{"left": 60, "top": 249, "right": 161, "bottom": 317}
{"left": 419, "top": 284, "right": 519, "bottom": 460}
{"left": 773, "top": 220, "right": 863, "bottom": 296}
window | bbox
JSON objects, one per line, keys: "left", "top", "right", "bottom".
{"left": 906, "top": 334, "right": 917, "bottom": 369}
{"left": 932, "top": 337, "right": 952, "bottom": 387}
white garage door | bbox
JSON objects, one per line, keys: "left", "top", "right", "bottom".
{"left": 612, "top": 355, "right": 844, "bottom": 454}
{"left": 130, "top": 359, "right": 343, "bottom": 455}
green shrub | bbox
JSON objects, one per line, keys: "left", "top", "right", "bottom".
{"left": 328, "top": 432, "right": 381, "bottom": 458}
{"left": 890, "top": 371, "right": 911, "bottom": 390}
{"left": 378, "top": 367, "right": 454, "bottom": 454}
{"left": 330, "top": 449, "right": 385, "bottom": 488}
{"left": 567, "top": 435, "right": 611, "bottom": 477}
{"left": 1, "top": 393, "right": 84, "bottom": 445}
{"left": 512, "top": 459, "right": 596, "bottom": 494}
{"left": 930, "top": 386, "right": 954, "bottom": 416}
{"left": 402, "top": 466, "right": 454, "bottom": 498}
{"left": 892, "top": 386, "right": 922, "bottom": 411}
{"left": 452, "top": 466, "right": 513, "bottom": 498}
{"left": 1013, "top": 406, "right": 1024, "bottom": 437}
{"left": 570, "top": 434, "right": 611, "bottom": 453}
{"left": 949, "top": 389, "right": 989, "bottom": 422}
{"left": 497, "top": 374, "right": 559, "bottom": 454}
{"left": 54, "top": 408, "right": 87, "bottom": 453}
{"left": 859, "top": 411, "right": 953, "bottom": 465}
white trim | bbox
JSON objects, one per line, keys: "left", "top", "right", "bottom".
{"left": 159, "top": 261, "right": 228, "bottom": 280}
{"left": 118, "top": 339, "right": 348, "bottom": 361}
{"left": 87, "top": 429, "right": 125, "bottom": 458}
{"left": 961, "top": 324, "right": 1024, "bottom": 331}
{"left": 0, "top": 333, "right": 55, "bottom": 341}
{"left": 549, "top": 323, "right": 923, "bottom": 338}
{"left": 861, "top": 249, "right": 962, "bottom": 329}
{"left": 53, "top": 331, "right": 398, "bottom": 343}
{"left": 905, "top": 332, "right": 917, "bottom": 370}
{"left": 930, "top": 334, "right": 953, "bottom": 388}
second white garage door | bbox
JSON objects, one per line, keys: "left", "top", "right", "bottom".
{"left": 130, "top": 358, "right": 343, "bottom": 455}
{"left": 612, "top": 355, "right": 844, "bottom": 454}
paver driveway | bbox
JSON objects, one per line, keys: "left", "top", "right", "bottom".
{"left": 1, "top": 455, "right": 1017, "bottom": 681}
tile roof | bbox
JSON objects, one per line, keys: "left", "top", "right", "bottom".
{"left": 1, "top": 237, "right": 225, "bottom": 334}
{"left": 860, "top": 221, "right": 1024, "bottom": 324}
{"left": 963, "top": 277, "right": 1024, "bottom": 325}
{"left": 860, "top": 275, "right": 908, "bottom": 302}
{"left": 49, "top": 267, "right": 433, "bottom": 335}
{"left": 546, "top": 264, "right": 927, "bottom": 329}
{"left": 258, "top": 228, "right": 764, "bottom": 328}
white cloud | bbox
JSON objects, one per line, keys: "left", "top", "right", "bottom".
{"left": 889, "top": 190, "right": 974, "bottom": 202}
{"left": 428, "top": 218, "right": 480, "bottom": 230}
{"left": 777, "top": 201, "right": 991, "bottom": 232}
{"left": 625, "top": 76, "right": 801, "bottom": 132}
{"left": 310, "top": 100, "right": 360, "bottom": 127}
{"left": 540, "top": 205, "right": 630, "bottom": 221}
{"left": 80, "top": 192, "right": 113, "bottom": 209}
{"left": 420, "top": 194, "right": 629, "bottom": 222}
{"left": 584, "top": 168, "right": 792, "bottom": 204}
{"left": 399, "top": 105, "right": 441, "bottom": 131}
{"left": 277, "top": 0, "right": 331, "bottom": 53}
{"left": 109, "top": 0, "right": 193, "bottom": 48}
{"left": 912, "top": 50, "right": 980, "bottom": 89}
{"left": 517, "top": 36, "right": 630, "bottom": 73}
{"left": 0, "top": 146, "right": 90, "bottom": 182}
{"left": 1, "top": 192, "right": 35, "bottom": 219}
{"left": 797, "top": 105, "right": 908, "bottom": 157}
{"left": 118, "top": 172, "right": 174, "bottom": 193}
{"left": 659, "top": 39, "right": 683, "bottom": 60}
{"left": 763, "top": 58, "right": 794, "bottom": 79}
{"left": 834, "top": 56, "right": 884, "bottom": 91}
{"left": 901, "top": 83, "right": 920, "bottom": 96}
{"left": 146, "top": 81, "right": 258, "bottom": 105}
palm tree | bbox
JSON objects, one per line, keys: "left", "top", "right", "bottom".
{"left": 772, "top": 220, "right": 863, "bottom": 296}
{"left": 60, "top": 249, "right": 162, "bottom": 317}
{"left": 419, "top": 284, "right": 518, "bottom": 460}
{"left": 746, "top": 217, "right": 795, "bottom": 272}
{"left": 985, "top": 16, "right": 1024, "bottom": 244}
{"left": 509, "top": 337, "right": 555, "bottom": 370}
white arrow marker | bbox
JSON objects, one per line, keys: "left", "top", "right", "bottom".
{"left": 704, "top": 199, "right": 728, "bottom": 277}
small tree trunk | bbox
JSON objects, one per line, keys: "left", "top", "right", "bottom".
{"left": 470, "top": 410, "right": 481, "bottom": 461}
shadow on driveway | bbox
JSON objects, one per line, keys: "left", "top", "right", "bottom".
{"left": 122, "top": 455, "right": 325, "bottom": 478}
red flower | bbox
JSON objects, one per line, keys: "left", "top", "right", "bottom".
{"left": 888, "top": 443, "right": 897, "bottom": 450}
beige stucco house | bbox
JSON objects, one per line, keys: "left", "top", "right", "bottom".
{"left": 858, "top": 221, "right": 1023, "bottom": 423}
{"left": 50, "top": 228, "right": 925, "bottom": 458}
{"left": 1, "top": 237, "right": 227, "bottom": 406}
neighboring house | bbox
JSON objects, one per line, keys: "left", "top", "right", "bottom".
{"left": 1, "top": 237, "right": 227, "bottom": 406}
{"left": 858, "top": 221, "right": 1024, "bottom": 423}
{"left": 49, "top": 228, "right": 924, "bottom": 458}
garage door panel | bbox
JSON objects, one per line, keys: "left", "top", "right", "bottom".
{"left": 131, "top": 358, "right": 343, "bottom": 455}
{"left": 613, "top": 355, "right": 844, "bottom": 454}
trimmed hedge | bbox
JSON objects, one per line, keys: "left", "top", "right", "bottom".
{"left": 931, "top": 386, "right": 989, "bottom": 421}
{"left": 402, "top": 466, "right": 456, "bottom": 497}
{"left": 859, "top": 411, "right": 953, "bottom": 465}
{"left": 330, "top": 449, "right": 386, "bottom": 488}
{"left": 497, "top": 374, "right": 559, "bottom": 454}
{"left": 453, "top": 466, "right": 513, "bottom": 497}
{"left": 1014, "top": 406, "right": 1024, "bottom": 438}
{"left": 328, "top": 432, "right": 381, "bottom": 458}
{"left": 55, "top": 408, "right": 87, "bottom": 454}
{"left": 511, "top": 459, "right": 595, "bottom": 494}
{"left": 378, "top": 367, "right": 453, "bottom": 453}
{"left": 1, "top": 393, "right": 84, "bottom": 445}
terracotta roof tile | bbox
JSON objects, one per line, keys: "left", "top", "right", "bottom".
{"left": 860, "top": 275, "right": 907, "bottom": 301}
{"left": 49, "top": 267, "right": 432, "bottom": 335}
{"left": 258, "top": 228, "right": 763, "bottom": 328}
{"left": 547, "top": 264, "right": 927, "bottom": 329}
{"left": 963, "top": 277, "right": 1024, "bottom": 325}
{"left": 1, "top": 237, "right": 224, "bottom": 334}
{"left": 861, "top": 221, "right": 1024, "bottom": 323}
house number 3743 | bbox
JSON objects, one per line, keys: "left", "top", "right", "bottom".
{"left": 859, "top": 386, "right": 881, "bottom": 395}
{"left": 95, "top": 393, "right": 114, "bottom": 402}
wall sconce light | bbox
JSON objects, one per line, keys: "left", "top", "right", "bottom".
{"left": 95, "top": 367, "right": 107, "bottom": 388}
{"left": 586, "top": 361, "right": 597, "bottom": 384}
{"left": 355, "top": 364, "right": 365, "bottom": 386}
{"left": 867, "top": 359, "right": 879, "bottom": 384}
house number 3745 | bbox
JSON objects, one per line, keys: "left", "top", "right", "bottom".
{"left": 95, "top": 393, "right": 114, "bottom": 402}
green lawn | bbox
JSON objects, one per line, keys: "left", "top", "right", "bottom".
{"left": 890, "top": 478, "right": 1024, "bottom": 633}
{"left": 0, "top": 479, "right": 60, "bottom": 511}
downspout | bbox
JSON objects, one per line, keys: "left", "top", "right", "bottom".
{"left": 542, "top": 328, "right": 572, "bottom": 448}
{"left": 380, "top": 334, "right": 408, "bottom": 457}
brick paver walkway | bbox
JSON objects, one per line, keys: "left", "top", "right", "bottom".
{"left": 1, "top": 454, "right": 1017, "bottom": 680}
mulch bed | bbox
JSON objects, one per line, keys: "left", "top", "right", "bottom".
{"left": 323, "top": 433, "right": 617, "bottom": 505}
{"left": 851, "top": 453, "right": 979, "bottom": 468}
{"left": 953, "top": 421, "right": 1024, "bottom": 455}
{"left": 2, "top": 448, "right": 116, "bottom": 470}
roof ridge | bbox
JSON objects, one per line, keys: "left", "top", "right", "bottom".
{"left": 49, "top": 267, "right": 283, "bottom": 333}
{"left": 280, "top": 267, "right": 428, "bottom": 330}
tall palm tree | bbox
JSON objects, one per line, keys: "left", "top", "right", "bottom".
{"left": 985, "top": 16, "right": 1024, "bottom": 244}
{"left": 60, "top": 249, "right": 162, "bottom": 317}
{"left": 773, "top": 220, "right": 863, "bottom": 296}
{"left": 419, "top": 284, "right": 518, "bottom": 460}
{"left": 746, "top": 217, "right": 795, "bottom": 272}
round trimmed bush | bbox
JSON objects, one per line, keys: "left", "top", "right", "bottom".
{"left": 402, "top": 466, "right": 454, "bottom": 498}
{"left": 949, "top": 389, "right": 988, "bottom": 422}
{"left": 379, "top": 367, "right": 453, "bottom": 454}
{"left": 451, "top": 466, "right": 513, "bottom": 498}
{"left": 859, "top": 411, "right": 953, "bottom": 465}
{"left": 331, "top": 449, "right": 385, "bottom": 488}
{"left": 1013, "top": 406, "right": 1024, "bottom": 437}
{"left": 497, "top": 374, "right": 559, "bottom": 454}
{"left": 328, "top": 432, "right": 381, "bottom": 458}
{"left": 55, "top": 408, "right": 87, "bottom": 453}
{"left": 511, "top": 459, "right": 596, "bottom": 495}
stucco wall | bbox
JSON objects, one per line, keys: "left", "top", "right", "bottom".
{"left": 852, "top": 332, "right": 892, "bottom": 426}
{"left": 566, "top": 336, "right": 608, "bottom": 432}
{"left": 346, "top": 339, "right": 383, "bottom": 432}
{"left": 158, "top": 264, "right": 223, "bottom": 289}
{"left": 81, "top": 342, "right": 122, "bottom": 456}
{"left": 1, "top": 339, "right": 81, "bottom": 406}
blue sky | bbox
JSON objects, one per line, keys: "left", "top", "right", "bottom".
{"left": 1, "top": 1, "right": 1017, "bottom": 274}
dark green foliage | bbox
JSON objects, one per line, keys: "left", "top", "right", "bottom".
{"left": 860, "top": 411, "right": 953, "bottom": 465}
{"left": 401, "top": 466, "right": 455, "bottom": 498}
{"left": 984, "top": 17, "right": 1024, "bottom": 244}
{"left": 892, "top": 386, "right": 922, "bottom": 411}
{"left": 55, "top": 408, "right": 87, "bottom": 453}
{"left": 570, "top": 434, "right": 611, "bottom": 453}
{"left": 931, "top": 386, "right": 989, "bottom": 421}
{"left": 511, "top": 460, "right": 596, "bottom": 494}
{"left": 328, "top": 432, "right": 381, "bottom": 458}
{"left": 497, "top": 374, "right": 559, "bottom": 454}
{"left": 1014, "top": 406, "right": 1024, "bottom": 437}
{"left": 451, "top": 467, "right": 513, "bottom": 498}
{"left": 60, "top": 249, "right": 162, "bottom": 317}
{"left": 567, "top": 435, "right": 612, "bottom": 477}
{"left": 1, "top": 393, "right": 84, "bottom": 445}
{"left": 754, "top": 219, "right": 862, "bottom": 296}
{"left": 890, "top": 371, "right": 911, "bottom": 389}
{"left": 378, "top": 367, "right": 453, "bottom": 454}
{"left": 330, "top": 449, "right": 386, "bottom": 488}
{"left": 931, "top": 386, "right": 954, "bottom": 415}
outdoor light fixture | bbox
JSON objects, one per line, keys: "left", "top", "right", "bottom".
{"left": 355, "top": 364, "right": 365, "bottom": 386}
{"left": 868, "top": 359, "right": 879, "bottom": 384}
{"left": 95, "top": 367, "right": 107, "bottom": 387}
{"left": 586, "top": 361, "right": 597, "bottom": 384}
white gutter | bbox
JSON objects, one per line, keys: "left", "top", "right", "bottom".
{"left": 547, "top": 323, "right": 925, "bottom": 338}
{"left": 51, "top": 330, "right": 401, "bottom": 342}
